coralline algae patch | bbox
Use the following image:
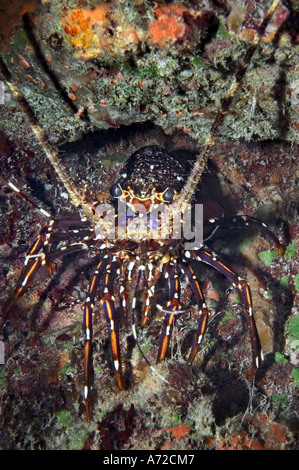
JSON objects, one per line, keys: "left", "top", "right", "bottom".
{"left": 60, "top": 1, "right": 203, "bottom": 59}
{"left": 61, "top": 3, "right": 141, "bottom": 59}
{"left": 148, "top": 3, "right": 201, "bottom": 49}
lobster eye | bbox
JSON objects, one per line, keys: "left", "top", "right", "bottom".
{"left": 162, "top": 187, "right": 175, "bottom": 203}
{"left": 110, "top": 183, "right": 123, "bottom": 198}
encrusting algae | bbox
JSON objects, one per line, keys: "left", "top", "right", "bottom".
{"left": 61, "top": 3, "right": 142, "bottom": 59}
{"left": 148, "top": 2, "right": 196, "bottom": 49}
{"left": 61, "top": 1, "right": 206, "bottom": 58}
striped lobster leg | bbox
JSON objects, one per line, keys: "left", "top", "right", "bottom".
{"left": 186, "top": 248, "right": 263, "bottom": 369}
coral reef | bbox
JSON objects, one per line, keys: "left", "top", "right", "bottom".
{"left": 0, "top": 0, "right": 298, "bottom": 451}
{"left": 0, "top": 0, "right": 297, "bottom": 145}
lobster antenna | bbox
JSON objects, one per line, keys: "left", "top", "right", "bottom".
{"left": 174, "top": 0, "right": 285, "bottom": 214}
{"left": 0, "top": 56, "right": 94, "bottom": 222}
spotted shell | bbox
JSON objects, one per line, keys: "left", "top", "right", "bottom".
{"left": 115, "top": 145, "right": 186, "bottom": 197}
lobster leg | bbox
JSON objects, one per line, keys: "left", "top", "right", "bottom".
{"left": 1, "top": 222, "right": 54, "bottom": 328}
{"left": 83, "top": 256, "right": 110, "bottom": 421}
{"left": 101, "top": 258, "right": 124, "bottom": 391}
{"left": 83, "top": 255, "right": 124, "bottom": 420}
{"left": 1, "top": 220, "right": 89, "bottom": 329}
{"left": 157, "top": 262, "right": 181, "bottom": 362}
{"left": 141, "top": 261, "right": 160, "bottom": 326}
{"left": 179, "top": 262, "right": 211, "bottom": 362}
{"left": 118, "top": 259, "right": 129, "bottom": 325}
{"left": 186, "top": 248, "right": 263, "bottom": 369}
{"left": 205, "top": 214, "right": 283, "bottom": 254}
